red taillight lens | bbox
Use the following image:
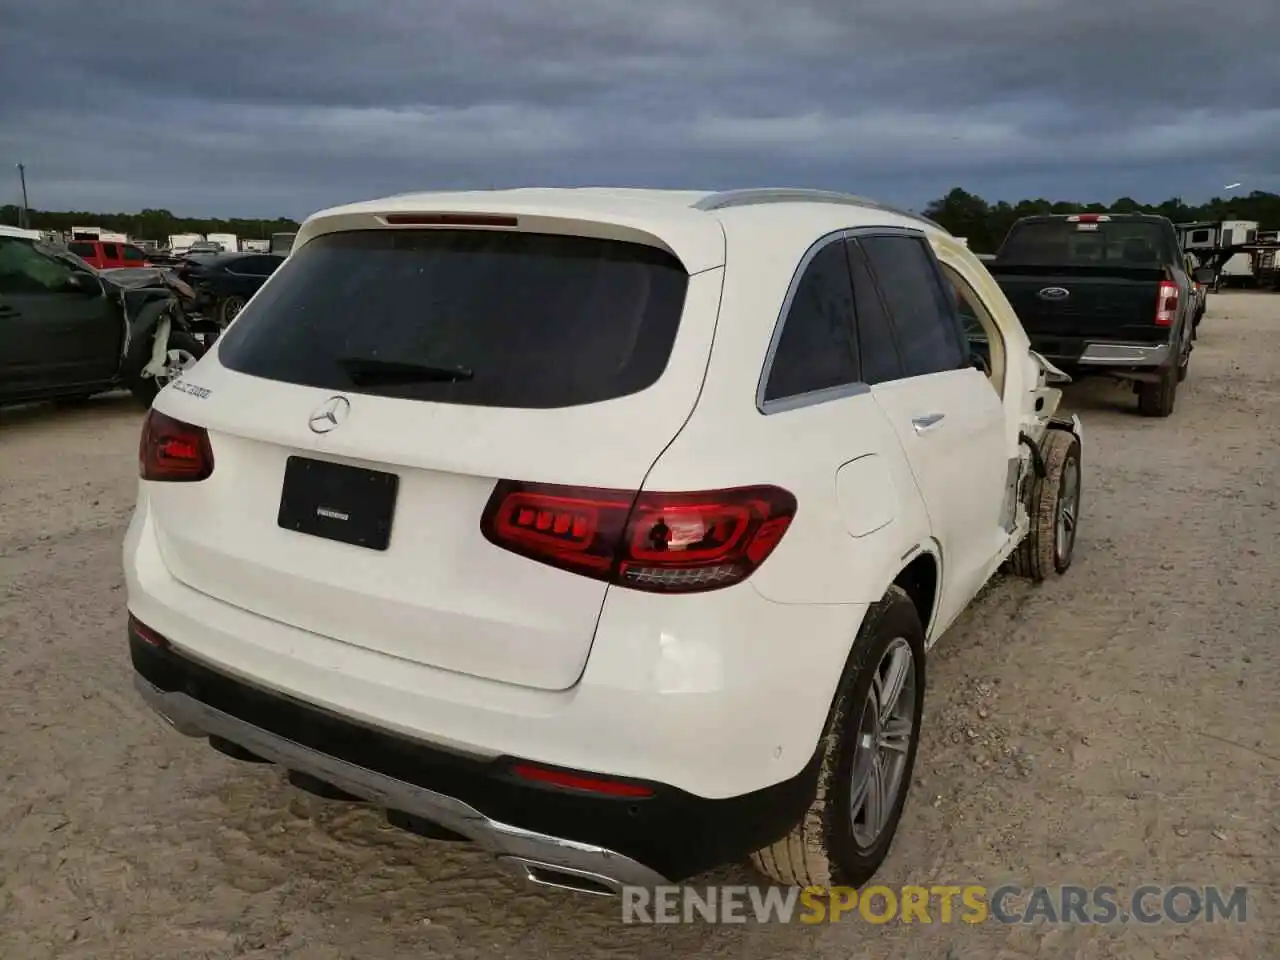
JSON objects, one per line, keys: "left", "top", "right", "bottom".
{"left": 481, "top": 481, "right": 797, "bottom": 594}
{"left": 1154, "top": 280, "right": 1179, "bottom": 327}
{"left": 139, "top": 409, "right": 214, "bottom": 482}
{"left": 510, "top": 763, "right": 654, "bottom": 798}
{"left": 128, "top": 613, "right": 170, "bottom": 648}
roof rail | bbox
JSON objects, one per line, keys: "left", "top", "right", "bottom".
{"left": 692, "top": 188, "right": 946, "bottom": 231}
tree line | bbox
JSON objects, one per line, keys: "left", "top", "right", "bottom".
{"left": 923, "top": 188, "right": 1280, "bottom": 253}
{"left": 0, "top": 205, "right": 301, "bottom": 242}
{"left": 5, "top": 188, "right": 1280, "bottom": 252}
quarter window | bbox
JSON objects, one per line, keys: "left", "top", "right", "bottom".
{"left": 762, "top": 240, "right": 859, "bottom": 402}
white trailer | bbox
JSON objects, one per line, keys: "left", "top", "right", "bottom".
{"left": 206, "top": 232, "right": 239, "bottom": 253}
{"left": 168, "top": 233, "right": 203, "bottom": 254}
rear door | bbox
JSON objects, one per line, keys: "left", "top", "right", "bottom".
{"left": 0, "top": 238, "right": 122, "bottom": 395}
{"left": 851, "top": 233, "right": 1008, "bottom": 627}
{"left": 98, "top": 242, "right": 124, "bottom": 269}
{"left": 145, "top": 225, "right": 722, "bottom": 691}
{"left": 122, "top": 244, "right": 151, "bottom": 268}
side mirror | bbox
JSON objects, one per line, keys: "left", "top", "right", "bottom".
{"left": 66, "top": 271, "right": 102, "bottom": 295}
{"left": 1193, "top": 267, "right": 1216, "bottom": 285}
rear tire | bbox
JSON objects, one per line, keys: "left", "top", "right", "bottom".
{"left": 1137, "top": 365, "right": 1178, "bottom": 417}
{"left": 1010, "top": 429, "right": 1082, "bottom": 581}
{"left": 748, "top": 586, "right": 925, "bottom": 889}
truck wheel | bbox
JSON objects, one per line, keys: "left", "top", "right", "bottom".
{"left": 1137, "top": 366, "right": 1177, "bottom": 417}
{"left": 1010, "top": 429, "right": 1082, "bottom": 581}
{"left": 126, "top": 330, "right": 204, "bottom": 407}
{"left": 748, "top": 586, "right": 925, "bottom": 889}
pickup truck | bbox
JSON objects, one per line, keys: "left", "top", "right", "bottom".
{"left": 67, "top": 239, "right": 154, "bottom": 270}
{"left": 986, "top": 213, "right": 1212, "bottom": 418}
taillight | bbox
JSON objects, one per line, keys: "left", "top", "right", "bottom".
{"left": 1067, "top": 214, "right": 1111, "bottom": 223}
{"left": 139, "top": 409, "right": 214, "bottom": 482}
{"left": 1154, "top": 280, "right": 1179, "bottom": 327}
{"left": 480, "top": 481, "right": 797, "bottom": 594}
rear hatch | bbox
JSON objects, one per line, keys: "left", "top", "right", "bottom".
{"left": 990, "top": 218, "right": 1169, "bottom": 345}
{"left": 146, "top": 222, "right": 721, "bottom": 691}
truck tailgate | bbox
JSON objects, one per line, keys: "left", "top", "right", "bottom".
{"left": 989, "top": 264, "right": 1167, "bottom": 345}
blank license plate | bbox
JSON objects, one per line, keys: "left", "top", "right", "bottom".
{"left": 277, "top": 456, "right": 399, "bottom": 551}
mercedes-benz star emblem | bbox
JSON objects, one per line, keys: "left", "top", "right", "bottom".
{"left": 1037, "top": 286, "right": 1071, "bottom": 301}
{"left": 308, "top": 395, "right": 351, "bottom": 434}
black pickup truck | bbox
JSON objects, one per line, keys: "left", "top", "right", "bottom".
{"left": 986, "top": 213, "right": 1213, "bottom": 418}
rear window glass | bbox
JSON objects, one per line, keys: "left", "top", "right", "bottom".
{"left": 998, "top": 220, "right": 1170, "bottom": 267}
{"left": 216, "top": 229, "right": 690, "bottom": 409}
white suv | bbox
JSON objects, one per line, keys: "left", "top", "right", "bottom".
{"left": 125, "top": 187, "right": 1083, "bottom": 895}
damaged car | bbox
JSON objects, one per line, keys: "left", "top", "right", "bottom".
{"left": 125, "top": 187, "right": 1084, "bottom": 896}
{"left": 0, "top": 234, "right": 206, "bottom": 408}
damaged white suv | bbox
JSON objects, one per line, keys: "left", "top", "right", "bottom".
{"left": 125, "top": 187, "right": 1083, "bottom": 895}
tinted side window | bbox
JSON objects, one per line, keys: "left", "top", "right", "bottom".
{"left": 859, "top": 235, "right": 966, "bottom": 378}
{"left": 846, "top": 241, "right": 903, "bottom": 385}
{"left": 762, "top": 240, "right": 858, "bottom": 402}
{"left": 100, "top": 243, "right": 120, "bottom": 260}
{"left": 69, "top": 242, "right": 96, "bottom": 258}
{"left": 0, "top": 238, "right": 74, "bottom": 293}
{"left": 123, "top": 245, "right": 147, "bottom": 262}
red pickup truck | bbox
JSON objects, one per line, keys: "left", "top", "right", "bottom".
{"left": 67, "top": 240, "right": 153, "bottom": 270}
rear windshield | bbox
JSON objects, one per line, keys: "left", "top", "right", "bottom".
{"left": 997, "top": 220, "right": 1172, "bottom": 267}
{"left": 215, "top": 229, "right": 690, "bottom": 409}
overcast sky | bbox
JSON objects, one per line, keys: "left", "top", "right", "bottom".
{"left": 2, "top": 0, "right": 1277, "bottom": 219}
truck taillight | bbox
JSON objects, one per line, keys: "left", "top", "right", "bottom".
{"left": 139, "top": 409, "right": 214, "bottom": 482}
{"left": 1154, "top": 280, "right": 1179, "bottom": 327}
{"left": 480, "top": 481, "right": 797, "bottom": 594}
{"left": 1067, "top": 214, "right": 1111, "bottom": 223}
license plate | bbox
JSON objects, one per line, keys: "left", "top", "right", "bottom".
{"left": 277, "top": 456, "right": 399, "bottom": 551}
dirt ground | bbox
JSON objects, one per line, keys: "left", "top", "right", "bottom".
{"left": 1, "top": 294, "right": 1276, "bottom": 960}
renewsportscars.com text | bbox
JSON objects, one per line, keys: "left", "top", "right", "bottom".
{"left": 621, "top": 884, "right": 1249, "bottom": 925}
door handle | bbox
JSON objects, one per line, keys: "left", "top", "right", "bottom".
{"left": 911, "top": 413, "right": 946, "bottom": 433}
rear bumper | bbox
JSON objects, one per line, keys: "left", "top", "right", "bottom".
{"left": 124, "top": 494, "right": 861, "bottom": 801}
{"left": 1029, "top": 335, "right": 1171, "bottom": 369}
{"left": 130, "top": 626, "right": 819, "bottom": 888}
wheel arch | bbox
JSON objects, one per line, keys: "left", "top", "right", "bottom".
{"left": 891, "top": 548, "right": 942, "bottom": 642}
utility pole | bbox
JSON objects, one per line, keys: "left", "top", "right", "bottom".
{"left": 16, "top": 163, "right": 29, "bottom": 229}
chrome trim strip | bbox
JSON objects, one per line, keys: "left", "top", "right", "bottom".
{"left": 134, "top": 676, "right": 671, "bottom": 893}
{"left": 1078, "top": 342, "right": 1171, "bottom": 365}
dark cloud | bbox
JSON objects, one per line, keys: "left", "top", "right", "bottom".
{"left": 1, "top": 0, "right": 1276, "bottom": 218}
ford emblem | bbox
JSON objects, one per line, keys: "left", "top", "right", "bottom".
{"left": 1037, "top": 286, "right": 1070, "bottom": 301}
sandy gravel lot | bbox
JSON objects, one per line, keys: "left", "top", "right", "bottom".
{"left": 1, "top": 294, "right": 1276, "bottom": 959}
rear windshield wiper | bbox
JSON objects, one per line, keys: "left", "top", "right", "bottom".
{"left": 338, "top": 356, "right": 474, "bottom": 385}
